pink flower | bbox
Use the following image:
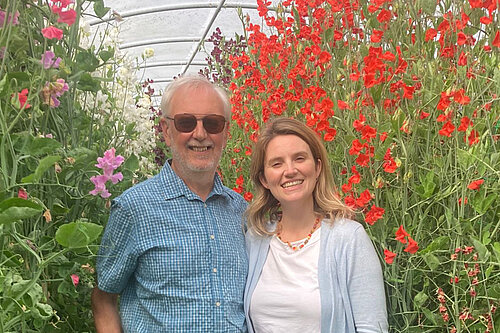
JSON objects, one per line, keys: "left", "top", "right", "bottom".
{"left": 0, "top": 10, "right": 20, "bottom": 26}
{"left": 71, "top": 274, "right": 79, "bottom": 287}
{"left": 41, "top": 26, "right": 63, "bottom": 40}
{"left": 16, "top": 89, "right": 31, "bottom": 109}
{"left": 42, "top": 79, "right": 69, "bottom": 107}
{"left": 57, "top": 9, "right": 76, "bottom": 26}
{"left": 41, "top": 50, "right": 62, "bottom": 69}
{"left": 89, "top": 148, "right": 125, "bottom": 198}
{"left": 18, "top": 188, "right": 28, "bottom": 199}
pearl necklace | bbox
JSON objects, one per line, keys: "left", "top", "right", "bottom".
{"left": 277, "top": 217, "right": 320, "bottom": 251}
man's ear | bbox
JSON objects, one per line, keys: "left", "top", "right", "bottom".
{"left": 160, "top": 118, "right": 172, "bottom": 147}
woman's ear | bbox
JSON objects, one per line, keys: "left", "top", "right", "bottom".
{"left": 316, "top": 158, "right": 322, "bottom": 179}
{"left": 259, "top": 173, "right": 269, "bottom": 189}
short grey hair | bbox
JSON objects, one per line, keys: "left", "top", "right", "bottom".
{"left": 160, "top": 74, "right": 231, "bottom": 119}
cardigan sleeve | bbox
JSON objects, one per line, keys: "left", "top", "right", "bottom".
{"left": 345, "top": 224, "right": 388, "bottom": 333}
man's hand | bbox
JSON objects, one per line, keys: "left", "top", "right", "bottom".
{"left": 91, "top": 287, "right": 122, "bottom": 333}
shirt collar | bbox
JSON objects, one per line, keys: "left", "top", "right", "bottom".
{"left": 160, "top": 160, "right": 228, "bottom": 201}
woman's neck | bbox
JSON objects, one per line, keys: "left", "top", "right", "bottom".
{"left": 279, "top": 202, "right": 320, "bottom": 241}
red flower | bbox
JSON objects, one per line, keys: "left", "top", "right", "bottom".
{"left": 467, "top": 179, "right": 484, "bottom": 190}
{"left": 404, "top": 237, "right": 419, "bottom": 254}
{"left": 57, "top": 9, "right": 77, "bottom": 26}
{"left": 244, "top": 192, "right": 254, "bottom": 201}
{"left": 318, "top": 51, "right": 332, "bottom": 65}
{"left": 420, "top": 111, "right": 430, "bottom": 119}
{"left": 457, "top": 32, "right": 467, "bottom": 45}
{"left": 17, "top": 88, "right": 31, "bottom": 109}
{"left": 355, "top": 153, "right": 370, "bottom": 167}
{"left": 337, "top": 99, "right": 349, "bottom": 110}
{"left": 236, "top": 175, "right": 244, "bottom": 186}
{"left": 384, "top": 249, "right": 397, "bottom": 264}
{"left": 18, "top": 188, "right": 28, "bottom": 199}
{"left": 466, "top": 130, "right": 479, "bottom": 146}
{"left": 458, "top": 52, "right": 467, "bottom": 66}
{"left": 457, "top": 116, "right": 472, "bottom": 132}
{"left": 438, "top": 121, "right": 455, "bottom": 137}
{"left": 364, "top": 205, "right": 385, "bottom": 225}
{"left": 383, "top": 158, "right": 397, "bottom": 173}
{"left": 454, "top": 89, "right": 470, "bottom": 105}
{"left": 324, "top": 127, "right": 337, "bottom": 142}
{"left": 41, "top": 26, "right": 63, "bottom": 40}
{"left": 379, "top": 132, "right": 388, "bottom": 142}
{"left": 425, "top": 28, "right": 437, "bottom": 41}
{"left": 371, "top": 29, "right": 384, "bottom": 43}
{"left": 355, "top": 189, "right": 372, "bottom": 207}
{"left": 71, "top": 274, "right": 79, "bottom": 287}
{"left": 493, "top": 31, "right": 500, "bottom": 48}
{"left": 395, "top": 225, "right": 409, "bottom": 244}
{"left": 361, "top": 125, "right": 377, "bottom": 141}
{"left": 377, "top": 9, "right": 392, "bottom": 23}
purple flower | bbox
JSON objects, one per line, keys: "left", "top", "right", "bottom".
{"left": 42, "top": 78, "right": 69, "bottom": 108}
{"left": 0, "top": 10, "right": 20, "bottom": 26}
{"left": 89, "top": 148, "right": 125, "bottom": 198}
{"left": 41, "top": 50, "right": 62, "bottom": 69}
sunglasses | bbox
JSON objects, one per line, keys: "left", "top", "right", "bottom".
{"left": 165, "top": 113, "right": 227, "bottom": 134}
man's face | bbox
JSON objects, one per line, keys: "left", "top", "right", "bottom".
{"left": 161, "top": 86, "right": 228, "bottom": 180}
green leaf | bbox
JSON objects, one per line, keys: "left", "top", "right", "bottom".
{"left": 470, "top": 237, "right": 490, "bottom": 261}
{"left": 99, "top": 50, "right": 114, "bottom": 62}
{"left": 421, "top": 307, "right": 437, "bottom": 325}
{"left": 24, "top": 137, "right": 62, "bottom": 156}
{"left": 423, "top": 253, "right": 440, "bottom": 271}
{"left": 472, "top": 191, "right": 497, "bottom": 215}
{"left": 413, "top": 290, "right": 429, "bottom": 307}
{"left": 55, "top": 221, "right": 103, "bottom": 248}
{"left": 0, "top": 74, "right": 8, "bottom": 96}
{"left": 77, "top": 73, "right": 101, "bottom": 92}
{"left": 123, "top": 153, "right": 139, "bottom": 172}
{"left": 420, "top": 236, "right": 450, "bottom": 254}
{"left": 75, "top": 50, "right": 100, "bottom": 72}
{"left": 21, "top": 155, "right": 61, "bottom": 183}
{"left": 94, "top": 0, "right": 110, "bottom": 18}
{"left": 486, "top": 284, "right": 500, "bottom": 298}
{"left": 0, "top": 198, "right": 43, "bottom": 224}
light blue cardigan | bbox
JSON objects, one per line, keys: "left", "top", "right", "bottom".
{"left": 244, "top": 218, "right": 389, "bottom": 333}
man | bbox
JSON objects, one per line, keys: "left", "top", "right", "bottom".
{"left": 91, "top": 75, "right": 248, "bottom": 332}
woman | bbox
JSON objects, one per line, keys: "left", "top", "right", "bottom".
{"left": 244, "top": 118, "right": 388, "bottom": 333}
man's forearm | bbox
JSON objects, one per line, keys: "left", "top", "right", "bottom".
{"left": 91, "top": 287, "right": 123, "bottom": 333}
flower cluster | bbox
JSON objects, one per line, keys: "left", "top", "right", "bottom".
{"left": 89, "top": 148, "right": 124, "bottom": 198}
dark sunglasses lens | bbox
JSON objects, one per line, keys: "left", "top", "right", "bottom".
{"left": 174, "top": 115, "right": 197, "bottom": 132}
{"left": 203, "top": 115, "right": 226, "bottom": 134}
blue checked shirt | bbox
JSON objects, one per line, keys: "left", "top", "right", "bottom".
{"left": 96, "top": 162, "right": 248, "bottom": 332}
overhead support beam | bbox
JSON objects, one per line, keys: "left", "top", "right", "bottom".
{"left": 139, "top": 60, "right": 207, "bottom": 69}
{"left": 181, "top": 0, "right": 226, "bottom": 74}
{"left": 121, "top": 37, "right": 202, "bottom": 50}
{"left": 88, "top": 2, "right": 273, "bottom": 26}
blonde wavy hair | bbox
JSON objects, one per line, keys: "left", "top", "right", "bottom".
{"left": 246, "top": 118, "right": 353, "bottom": 236}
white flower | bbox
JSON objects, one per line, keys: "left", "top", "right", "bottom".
{"left": 143, "top": 48, "right": 154, "bottom": 59}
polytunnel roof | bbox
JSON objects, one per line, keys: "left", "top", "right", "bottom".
{"left": 89, "top": 0, "right": 280, "bottom": 104}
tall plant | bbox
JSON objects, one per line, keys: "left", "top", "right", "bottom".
{"left": 224, "top": 0, "right": 499, "bottom": 331}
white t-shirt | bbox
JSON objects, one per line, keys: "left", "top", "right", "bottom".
{"left": 249, "top": 228, "right": 321, "bottom": 333}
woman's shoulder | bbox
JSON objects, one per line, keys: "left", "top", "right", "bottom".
{"left": 324, "top": 217, "right": 364, "bottom": 233}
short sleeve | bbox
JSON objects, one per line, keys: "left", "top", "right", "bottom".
{"left": 96, "top": 199, "right": 138, "bottom": 294}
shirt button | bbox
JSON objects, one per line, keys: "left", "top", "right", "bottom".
{"left": 213, "top": 268, "right": 217, "bottom": 273}
{"left": 204, "top": 203, "right": 207, "bottom": 208}
{"left": 215, "top": 301, "right": 221, "bottom": 307}
{"left": 210, "top": 234, "right": 215, "bottom": 240}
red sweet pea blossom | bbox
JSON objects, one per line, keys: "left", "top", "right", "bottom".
{"left": 458, "top": 52, "right": 467, "bottom": 66}
{"left": 493, "top": 31, "right": 500, "bottom": 48}
{"left": 57, "top": 9, "right": 77, "bottom": 26}
{"left": 337, "top": 99, "right": 349, "bottom": 110}
{"left": 377, "top": 9, "right": 392, "bottom": 23}
{"left": 454, "top": 89, "right": 470, "bottom": 105}
{"left": 71, "top": 274, "right": 79, "bottom": 287}
{"left": 438, "top": 121, "right": 455, "bottom": 137}
{"left": 18, "top": 188, "right": 28, "bottom": 199}
{"left": 425, "top": 28, "right": 437, "bottom": 41}
{"left": 17, "top": 88, "right": 31, "bottom": 109}
{"left": 42, "top": 26, "right": 63, "bottom": 40}
{"left": 361, "top": 125, "right": 377, "bottom": 141}
{"left": 466, "top": 130, "right": 480, "bottom": 146}
{"left": 324, "top": 127, "right": 337, "bottom": 141}
{"left": 395, "top": 225, "right": 409, "bottom": 244}
{"left": 384, "top": 249, "right": 397, "bottom": 264}
{"left": 355, "top": 189, "right": 372, "bottom": 207}
{"left": 457, "top": 116, "right": 472, "bottom": 132}
{"left": 467, "top": 179, "right": 484, "bottom": 190}
{"left": 244, "top": 192, "right": 254, "bottom": 201}
{"left": 420, "top": 111, "right": 430, "bottom": 119}
{"left": 364, "top": 205, "right": 385, "bottom": 225}
{"left": 371, "top": 29, "right": 384, "bottom": 43}
{"left": 404, "top": 236, "right": 419, "bottom": 254}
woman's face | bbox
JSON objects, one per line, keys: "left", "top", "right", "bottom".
{"left": 260, "top": 134, "right": 321, "bottom": 208}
